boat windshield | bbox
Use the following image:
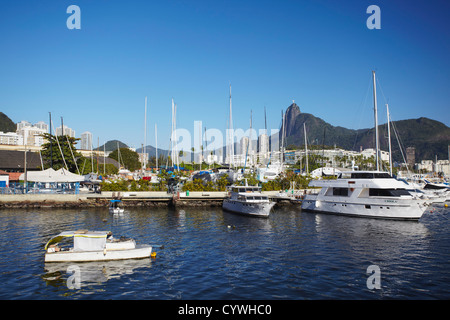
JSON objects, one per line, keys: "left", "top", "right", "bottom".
{"left": 240, "top": 195, "right": 268, "bottom": 200}
{"left": 233, "top": 187, "right": 261, "bottom": 192}
{"left": 343, "top": 172, "right": 392, "bottom": 179}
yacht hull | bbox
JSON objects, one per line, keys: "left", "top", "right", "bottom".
{"left": 45, "top": 245, "right": 152, "bottom": 262}
{"left": 301, "top": 195, "right": 427, "bottom": 220}
{"left": 109, "top": 208, "right": 125, "bottom": 214}
{"left": 223, "top": 199, "right": 275, "bottom": 218}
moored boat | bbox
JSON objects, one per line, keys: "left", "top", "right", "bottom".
{"left": 301, "top": 171, "right": 428, "bottom": 220}
{"left": 223, "top": 185, "right": 275, "bottom": 218}
{"left": 44, "top": 230, "right": 152, "bottom": 262}
{"left": 109, "top": 199, "right": 124, "bottom": 214}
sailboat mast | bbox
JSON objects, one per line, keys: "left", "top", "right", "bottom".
{"left": 387, "top": 104, "right": 393, "bottom": 176}
{"left": 304, "top": 123, "right": 309, "bottom": 175}
{"left": 174, "top": 102, "right": 178, "bottom": 171}
{"left": 281, "top": 110, "right": 285, "bottom": 166}
{"left": 171, "top": 98, "right": 174, "bottom": 168}
{"left": 49, "top": 112, "right": 53, "bottom": 169}
{"left": 155, "top": 123, "right": 158, "bottom": 172}
{"left": 372, "top": 70, "right": 380, "bottom": 171}
{"left": 228, "top": 84, "right": 234, "bottom": 169}
{"left": 144, "top": 96, "right": 147, "bottom": 172}
{"left": 264, "top": 106, "right": 267, "bottom": 133}
{"left": 249, "top": 109, "right": 252, "bottom": 165}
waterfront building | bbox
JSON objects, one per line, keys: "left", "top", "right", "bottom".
{"left": 17, "top": 126, "right": 47, "bottom": 147}
{"left": 0, "top": 131, "right": 23, "bottom": 146}
{"left": 9, "top": 120, "right": 50, "bottom": 147}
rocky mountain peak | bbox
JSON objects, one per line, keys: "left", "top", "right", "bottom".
{"left": 283, "top": 101, "right": 301, "bottom": 137}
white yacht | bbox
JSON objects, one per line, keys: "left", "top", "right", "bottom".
{"left": 301, "top": 171, "right": 428, "bottom": 220}
{"left": 223, "top": 185, "right": 275, "bottom": 218}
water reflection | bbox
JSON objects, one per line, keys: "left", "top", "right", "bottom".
{"left": 0, "top": 205, "right": 448, "bottom": 299}
{"left": 312, "top": 212, "right": 430, "bottom": 239}
{"left": 43, "top": 259, "right": 152, "bottom": 289}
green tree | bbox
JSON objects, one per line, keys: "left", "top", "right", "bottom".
{"left": 40, "top": 133, "right": 81, "bottom": 173}
{"left": 108, "top": 148, "right": 141, "bottom": 171}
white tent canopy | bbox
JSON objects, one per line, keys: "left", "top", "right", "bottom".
{"left": 19, "top": 168, "right": 85, "bottom": 183}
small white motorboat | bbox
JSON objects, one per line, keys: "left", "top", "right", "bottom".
{"left": 109, "top": 199, "right": 124, "bottom": 214}
{"left": 44, "top": 230, "right": 152, "bottom": 262}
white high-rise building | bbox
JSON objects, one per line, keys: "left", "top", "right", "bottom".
{"left": 259, "top": 133, "right": 269, "bottom": 155}
{"left": 80, "top": 131, "right": 93, "bottom": 150}
{"left": 34, "top": 121, "right": 49, "bottom": 132}
{"left": 240, "top": 136, "right": 249, "bottom": 155}
{"left": 56, "top": 126, "right": 75, "bottom": 138}
{"left": 16, "top": 120, "right": 32, "bottom": 131}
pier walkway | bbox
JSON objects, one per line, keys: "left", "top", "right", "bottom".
{"left": 0, "top": 190, "right": 312, "bottom": 208}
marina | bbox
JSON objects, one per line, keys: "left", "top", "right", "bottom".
{"left": 0, "top": 205, "right": 448, "bottom": 299}
{"left": 1, "top": 1, "right": 450, "bottom": 303}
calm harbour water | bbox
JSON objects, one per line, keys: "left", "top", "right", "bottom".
{"left": 0, "top": 204, "right": 449, "bottom": 300}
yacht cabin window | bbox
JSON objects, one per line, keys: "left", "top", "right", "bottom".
{"left": 348, "top": 172, "right": 392, "bottom": 179}
{"left": 332, "top": 188, "right": 349, "bottom": 196}
{"left": 369, "top": 188, "right": 411, "bottom": 197}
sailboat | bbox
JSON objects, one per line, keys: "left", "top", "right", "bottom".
{"left": 300, "top": 71, "right": 428, "bottom": 220}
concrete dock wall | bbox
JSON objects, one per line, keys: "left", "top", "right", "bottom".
{"left": 0, "top": 190, "right": 307, "bottom": 208}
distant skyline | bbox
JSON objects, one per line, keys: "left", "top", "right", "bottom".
{"left": 1, "top": 0, "right": 449, "bottom": 149}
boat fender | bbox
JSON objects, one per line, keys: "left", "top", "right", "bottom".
{"left": 103, "top": 248, "right": 107, "bottom": 255}
{"left": 151, "top": 252, "right": 157, "bottom": 258}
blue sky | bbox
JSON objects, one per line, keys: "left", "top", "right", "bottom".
{"left": 1, "top": 0, "right": 449, "bottom": 150}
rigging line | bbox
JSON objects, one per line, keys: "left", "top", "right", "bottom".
{"left": 51, "top": 119, "right": 69, "bottom": 171}
{"left": 352, "top": 74, "right": 373, "bottom": 151}
{"left": 390, "top": 116, "right": 410, "bottom": 175}
{"left": 66, "top": 134, "right": 80, "bottom": 175}
{"left": 376, "top": 77, "right": 390, "bottom": 108}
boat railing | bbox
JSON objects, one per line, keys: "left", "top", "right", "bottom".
{"left": 0, "top": 182, "right": 80, "bottom": 195}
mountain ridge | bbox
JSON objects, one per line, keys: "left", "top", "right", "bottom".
{"left": 281, "top": 103, "right": 450, "bottom": 162}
